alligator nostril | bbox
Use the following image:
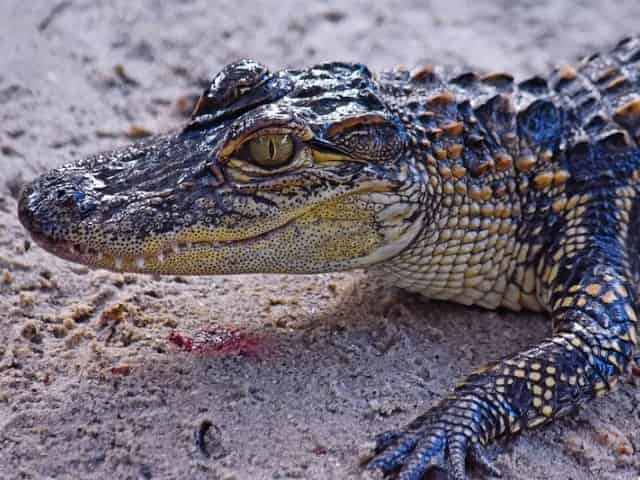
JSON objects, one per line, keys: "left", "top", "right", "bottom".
{"left": 56, "top": 189, "right": 86, "bottom": 209}
{"left": 61, "top": 196, "right": 75, "bottom": 208}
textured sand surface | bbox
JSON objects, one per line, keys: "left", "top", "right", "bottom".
{"left": 1, "top": 1, "right": 640, "bottom": 479}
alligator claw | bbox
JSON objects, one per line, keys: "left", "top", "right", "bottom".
{"left": 470, "top": 442, "right": 502, "bottom": 478}
{"left": 368, "top": 431, "right": 420, "bottom": 474}
{"left": 374, "top": 430, "right": 402, "bottom": 453}
{"left": 367, "top": 414, "right": 500, "bottom": 480}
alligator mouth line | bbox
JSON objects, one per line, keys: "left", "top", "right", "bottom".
{"left": 31, "top": 185, "right": 393, "bottom": 273}
{"left": 33, "top": 222, "right": 296, "bottom": 273}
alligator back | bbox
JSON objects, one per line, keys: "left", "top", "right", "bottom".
{"left": 377, "top": 36, "right": 640, "bottom": 309}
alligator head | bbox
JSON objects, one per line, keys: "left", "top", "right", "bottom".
{"left": 18, "top": 59, "right": 426, "bottom": 275}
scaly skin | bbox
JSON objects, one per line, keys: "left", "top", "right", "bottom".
{"left": 18, "top": 37, "right": 640, "bottom": 479}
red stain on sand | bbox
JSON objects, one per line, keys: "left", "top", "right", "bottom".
{"left": 110, "top": 365, "right": 132, "bottom": 376}
{"left": 311, "top": 446, "right": 328, "bottom": 455}
{"left": 167, "top": 331, "right": 194, "bottom": 351}
{"left": 168, "top": 326, "right": 265, "bottom": 358}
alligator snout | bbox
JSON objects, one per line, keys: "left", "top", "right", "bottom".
{"left": 18, "top": 173, "right": 95, "bottom": 249}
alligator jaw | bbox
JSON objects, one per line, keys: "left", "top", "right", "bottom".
{"left": 28, "top": 222, "right": 297, "bottom": 274}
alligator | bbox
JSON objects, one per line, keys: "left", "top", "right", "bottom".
{"left": 17, "top": 36, "right": 640, "bottom": 479}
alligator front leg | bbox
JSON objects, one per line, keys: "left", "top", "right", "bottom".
{"left": 368, "top": 223, "right": 638, "bottom": 479}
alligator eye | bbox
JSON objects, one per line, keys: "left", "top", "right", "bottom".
{"left": 247, "top": 134, "right": 295, "bottom": 169}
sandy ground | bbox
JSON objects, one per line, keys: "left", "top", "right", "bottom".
{"left": 1, "top": 1, "right": 640, "bottom": 479}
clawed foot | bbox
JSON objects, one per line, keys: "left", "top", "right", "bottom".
{"left": 366, "top": 414, "right": 502, "bottom": 480}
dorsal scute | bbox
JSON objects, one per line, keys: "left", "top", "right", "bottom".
{"left": 562, "top": 37, "right": 640, "bottom": 146}
{"left": 612, "top": 35, "right": 640, "bottom": 64}
{"left": 516, "top": 99, "right": 563, "bottom": 152}
{"left": 518, "top": 76, "right": 549, "bottom": 96}
{"left": 596, "top": 129, "right": 633, "bottom": 153}
{"left": 406, "top": 70, "right": 524, "bottom": 180}
{"left": 450, "top": 72, "right": 481, "bottom": 88}
{"left": 480, "top": 72, "right": 515, "bottom": 91}
{"left": 472, "top": 94, "right": 518, "bottom": 161}
{"left": 384, "top": 37, "right": 640, "bottom": 186}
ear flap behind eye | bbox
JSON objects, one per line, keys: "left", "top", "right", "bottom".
{"left": 324, "top": 114, "right": 406, "bottom": 163}
{"left": 325, "top": 113, "right": 388, "bottom": 139}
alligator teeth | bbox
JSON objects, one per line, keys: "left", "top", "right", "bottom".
{"left": 135, "top": 257, "right": 145, "bottom": 269}
{"left": 114, "top": 257, "right": 124, "bottom": 270}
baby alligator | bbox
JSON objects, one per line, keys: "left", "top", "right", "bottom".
{"left": 18, "top": 36, "right": 640, "bottom": 479}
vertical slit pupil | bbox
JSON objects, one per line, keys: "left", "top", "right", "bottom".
{"left": 268, "top": 138, "right": 276, "bottom": 160}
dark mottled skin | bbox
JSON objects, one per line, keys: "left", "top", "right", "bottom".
{"left": 18, "top": 37, "right": 640, "bottom": 479}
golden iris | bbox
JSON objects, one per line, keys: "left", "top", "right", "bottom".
{"left": 247, "top": 134, "right": 295, "bottom": 168}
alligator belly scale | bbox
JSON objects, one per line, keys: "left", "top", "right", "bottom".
{"left": 17, "top": 36, "right": 640, "bottom": 479}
